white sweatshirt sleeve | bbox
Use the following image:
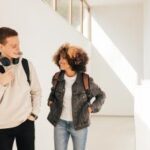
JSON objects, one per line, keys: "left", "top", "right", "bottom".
{"left": 29, "top": 62, "right": 42, "bottom": 116}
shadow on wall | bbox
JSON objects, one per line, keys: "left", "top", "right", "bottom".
{"left": 91, "top": 47, "right": 134, "bottom": 116}
{"left": 91, "top": 5, "right": 143, "bottom": 83}
{"left": 91, "top": 16, "right": 138, "bottom": 95}
{"left": 89, "top": 4, "right": 142, "bottom": 116}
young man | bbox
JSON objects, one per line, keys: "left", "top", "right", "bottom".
{"left": 0, "top": 27, "right": 41, "bottom": 150}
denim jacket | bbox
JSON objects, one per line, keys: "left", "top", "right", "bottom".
{"left": 47, "top": 71, "right": 105, "bottom": 130}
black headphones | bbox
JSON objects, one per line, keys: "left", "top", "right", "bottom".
{"left": 0, "top": 57, "right": 19, "bottom": 66}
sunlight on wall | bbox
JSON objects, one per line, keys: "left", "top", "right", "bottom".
{"left": 92, "top": 17, "right": 138, "bottom": 95}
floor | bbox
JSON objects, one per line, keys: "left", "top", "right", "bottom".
{"left": 68, "top": 115, "right": 135, "bottom": 150}
{"left": 13, "top": 115, "right": 135, "bottom": 150}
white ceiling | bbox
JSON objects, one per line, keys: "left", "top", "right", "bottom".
{"left": 87, "top": 0, "right": 143, "bottom": 6}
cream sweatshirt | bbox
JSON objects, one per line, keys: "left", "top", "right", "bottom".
{"left": 0, "top": 58, "right": 41, "bottom": 129}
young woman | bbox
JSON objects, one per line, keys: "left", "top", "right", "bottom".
{"left": 47, "top": 43, "right": 105, "bottom": 150}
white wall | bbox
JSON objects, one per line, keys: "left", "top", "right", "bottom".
{"left": 144, "top": 0, "right": 150, "bottom": 79}
{"left": 134, "top": 0, "right": 150, "bottom": 150}
{"left": 135, "top": 82, "right": 150, "bottom": 150}
{"left": 90, "top": 4, "right": 143, "bottom": 115}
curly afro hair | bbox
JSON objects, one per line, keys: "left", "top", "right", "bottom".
{"left": 53, "top": 43, "right": 89, "bottom": 72}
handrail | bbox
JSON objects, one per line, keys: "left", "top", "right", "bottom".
{"left": 80, "top": 0, "right": 84, "bottom": 33}
{"left": 42, "top": 0, "right": 91, "bottom": 41}
{"left": 82, "top": 0, "right": 90, "bottom": 11}
{"left": 69, "top": 0, "right": 72, "bottom": 24}
{"left": 53, "top": 0, "right": 57, "bottom": 11}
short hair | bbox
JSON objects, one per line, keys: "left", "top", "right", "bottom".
{"left": 53, "top": 43, "right": 89, "bottom": 72}
{"left": 0, "top": 27, "right": 18, "bottom": 45}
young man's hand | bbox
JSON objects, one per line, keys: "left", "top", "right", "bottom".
{"left": 27, "top": 115, "right": 35, "bottom": 121}
{"left": 0, "top": 70, "right": 14, "bottom": 86}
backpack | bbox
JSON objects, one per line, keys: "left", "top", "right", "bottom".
{"left": 0, "top": 58, "right": 30, "bottom": 85}
{"left": 52, "top": 71, "right": 90, "bottom": 102}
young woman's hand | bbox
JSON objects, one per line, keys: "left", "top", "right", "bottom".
{"left": 48, "top": 101, "right": 53, "bottom": 107}
{"left": 88, "top": 107, "right": 92, "bottom": 113}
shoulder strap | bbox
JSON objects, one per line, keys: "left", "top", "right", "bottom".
{"left": 0, "top": 65, "right": 5, "bottom": 73}
{"left": 53, "top": 71, "right": 90, "bottom": 92}
{"left": 22, "top": 58, "right": 31, "bottom": 85}
{"left": 82, "top": 73, "right": 91, "bottom": 102}
{"left": 52, "top": 71, "right": 61, "bottom": 89}
{"left": 82, "top": 73, "right": 89, "bottom": 91}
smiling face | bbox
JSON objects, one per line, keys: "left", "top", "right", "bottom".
{"left": 59, "top": 55, "right": 71, "bottom": 71}
{"left": 0, "top": 36, "right": 20, "bottom": 59}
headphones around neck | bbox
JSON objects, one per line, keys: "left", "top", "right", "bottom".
{"left": 0, "top": 57, "right": 20, "bottom": 66}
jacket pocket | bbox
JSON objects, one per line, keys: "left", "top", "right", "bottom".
{"left": 47, "top": 102, "right": 57, "bottom": 123}
{"left": 77, "top": 102, "right": 90, "bottom": 126}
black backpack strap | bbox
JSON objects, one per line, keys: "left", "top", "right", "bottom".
{"left": 0, "top": 65, "right": 5, "bottom": 73}
{"left": 82, "top": 73, "right": 89, "bottom": 91}
{"left": 82, "top": 73, "right": 90, "bottom": 102}
{"left": 49, "top": 71, "right": 62, "bottom": 103}
{"left": 22, "top": 58, "right": 31, "bottom": 85}
{"left": 52, "top": 71, "right": 62, "bottom": 89}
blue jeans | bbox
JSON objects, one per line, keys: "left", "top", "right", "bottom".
{"left": 54, "top": 119, "right": 88, "bottom": 150}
